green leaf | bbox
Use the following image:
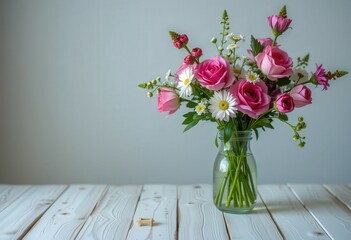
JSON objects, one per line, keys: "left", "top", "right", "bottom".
{"left": 183, "top": 119, "right": 200, "bottom": 132}
{"left": 278, "top": 113, "right": 288, "bottom": 121}
{"left": 215, "top": 132, "right": 219, "bottom": 148}
{"left": 183, "top": 112, "right": 195, "bottom": 118}
{"left": 224, "top": 121, "right": 233, "bottom": 143}
{"left": 250, "top": 35, "right": 263, "bottom": 57}
{"left": 338, "top": 70, "right": 348, "bottom": 77}
{"left": 186, "top": 101, "right": 198, "bottom": 108}
{"left": 182, "top": 116, "right": 194, "bottom": 125}
{"left": 277, "top": 77, "right": 291, "bottom": 87}
{"left": 253, "top": 128, "right": 259, "bottom": 140}
{"left": 138, "top": 83, "right": 147, "bottom": 89}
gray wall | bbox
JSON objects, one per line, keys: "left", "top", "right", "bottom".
{"left": 0, "top": 0, "right": 350, "bottom": 184}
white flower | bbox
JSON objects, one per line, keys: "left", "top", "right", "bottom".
{"left": 209, "top": 90, "right": 238, "bottom": 122}
{"left": 246, "top": 72, "right": 260, "bottom": 84}
{"left": 232, "top": 64, "right": 246, "bottom": 79}
{"left": 177, "top": 67, "right": 194, "bottom": 97}
{"left": 227, "top": 43, "right": 238, "bottom": 50}
{"left": 195, "top": 103, "right": 206, "bottom": 115}
{"left": 226, "top": 32, "right": 234, "bottom": 41}
{"left": 200, "top": 98, "right": 209, "bottom": 105}
{"left": 291, "top": 68, "right": 309, "bottom": 84}
{"left": 165, "top": 69, "right": 171, "bottom": 81}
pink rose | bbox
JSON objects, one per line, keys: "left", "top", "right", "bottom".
{"left": 158, "top": 88, "right": 180, "bottom": 115}
{"left": 268, "top": 15, "right": 292, "bottom": 35}
{"left": 290, "top": 85, "right": 312, "bottom": 107}
{"left": 258, "top": 38, "right": 274, "bottom": 48}
{"left": 275, "top": 93, "right": 294, "bottom": 113}
{"left": 255, "top": 45, "right": 293, "bottom": 80}
{"left": 229, "top": 80, "right": 271, "bottom": 119}
{"left": 196, "top": 56, "right": 235, "bottom": 90}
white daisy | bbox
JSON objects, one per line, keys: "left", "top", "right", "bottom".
{"left": 195, "top": 103, "right": 206, "bottom": 115}
{"left": 246, "top": 72, "right": 260, "bottom": 84}
{"left": 177, "top": 67, "right": 194, "bottom": 97}
{"left": 209, "top": 91, "right": 238, "bottom": 122}
{"left": 227, "top": 43, "right": 238, "bottom": 50}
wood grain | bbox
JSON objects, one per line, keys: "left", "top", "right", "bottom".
{"left": 224, "top": 191, "right": 283, "bottom": 240}
{"left": 0, "top": 185, "right": 30, "bottom": 213}
{"left": 178, "top": 184, "right": 228, "bottom": 240}
{"left": 76, "top": 185, "right": 142, "bottom": 240}
{"left": 0, "top": 185, "right": 67, "bottom": 240}
{"left": 259, "top": 185, "right": 330, "bottom": 240}
{"left": 126, "top": 185, "right": 177, "bottom": 240}
{"left": 289, "top": 184, "right": 351, "bottom": 240}
{"left": 324, "top": 184, "right": 351, "bottom": 210}
{"left": 23, "top": 185, "right": 107, "bottom": 240}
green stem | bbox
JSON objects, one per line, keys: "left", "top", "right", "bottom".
{"left": 225, "top": 150, "right": 244, "bottom": 207}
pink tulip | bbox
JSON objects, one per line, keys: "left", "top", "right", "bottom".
{"left": 290, "top": 85, "right": 312, "bottom": 107}
{"left": 268, "top": 15, "right": 292, "bottom": 36}
{"left": 158, "top": 88, "right": 180, "bottom": 115}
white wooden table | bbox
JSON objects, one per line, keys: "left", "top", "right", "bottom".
{"left": 0, "top": 184, "right": 350, "bottom": 240}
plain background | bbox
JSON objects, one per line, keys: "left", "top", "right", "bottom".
{"left": 0, "top": 0, "right": 350, "bottom": 185}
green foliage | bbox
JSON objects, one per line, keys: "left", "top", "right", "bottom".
{"left": 250, "top": 36, "right": 263, "bottom": 57}
{"left": 224, "top": 121, "right": 234, "bottom": 143}
{"left": 277, "top": 77, "right": 291, "bottom": 87}
{"left": 138, "top": 83, "right": 147, "bottom": 89}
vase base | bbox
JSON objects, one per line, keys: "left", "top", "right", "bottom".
{"left": 215, "top": 204, "right": 256, "bottom": 214}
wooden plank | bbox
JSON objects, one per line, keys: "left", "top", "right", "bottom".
{"left": 76, "top": 185, "right": 142, "bottom": 240}
{"left": 0, "top": 185, "right": 31, "bottom": 213}
{"left": 178, "top": 184, "right": 228, "bottom": 240}
{"left": 259, "top": 185, "right": 330, "bottom": 240}
{"left": 324, "top": 184, "right": 351, "bottom": 210}
{"left": 224, "top": 191, "right": 283, "bottom": 240}
{"left": 289, "top": 184, "right": 351, "bottom": 240}
{"left": 0, "top": 185, "right": 67, "bottom": 240}
{"left": 23, "top": 185, "right": 107, "bottom": 240}
{"left": 126, "top": 185, "right": 177, "bottom": 240}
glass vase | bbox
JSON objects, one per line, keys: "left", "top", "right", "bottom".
{"left": 213, "top": 130, "right": 257, "bottom": 214}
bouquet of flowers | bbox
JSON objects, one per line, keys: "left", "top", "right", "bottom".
{"left": 138, "top": 6, "right": 347, "bottom": 213}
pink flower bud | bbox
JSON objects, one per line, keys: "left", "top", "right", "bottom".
{"left": 290, "top": 85, "right": 312, "bottom": 107}
{"left": 191, "top": 48, "right": 203, "bottom": 58}
{"left": 158, "top": 88, "right": 180, "bottom": 115}
{"left": 183, "top": 55, "right": 194, "bottom": 65}
{"left": 275, "top": 93, "right": 295, "bottom": 113}
{"left": 268, "top": 15, "right": 292, "bottom": 36}
{"left": 173, "top": 41, "right": 183, "bottom": 49}
{"left": 179, "top": 34, "right": 188, "bottom": 44}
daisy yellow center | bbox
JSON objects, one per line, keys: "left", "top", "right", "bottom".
{"left": 197, "top": 105, "right": 204, "bottom": 111}
{"left": 248, "top": 73, "right": 257, "bottom": 81}
{"left": 184, "top": 78, "right": 190, "bottom": 86}
{"left": 218, "top": 100, "right": 229, "bottom": 110}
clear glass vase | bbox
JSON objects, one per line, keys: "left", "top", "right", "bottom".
{"left": 213, "top": 130, "right": 257, "bottom": 214}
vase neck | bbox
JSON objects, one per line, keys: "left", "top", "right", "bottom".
{"left": 219, "top": 130, "right": 253, "bottom": 152}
